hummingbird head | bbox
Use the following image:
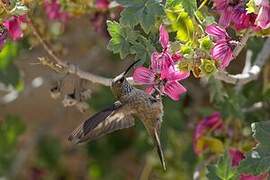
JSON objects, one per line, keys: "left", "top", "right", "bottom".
{"left": 111, "top": 60, "right": 140, "bottom": 98}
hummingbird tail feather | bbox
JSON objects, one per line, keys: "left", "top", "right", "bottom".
{"left": 154, "top": 130, "right": 166, "bottom": 171}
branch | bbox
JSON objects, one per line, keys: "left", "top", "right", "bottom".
{"left": 28, "top": 18, "right": 112, "bottom": 86}
{"left": 215, "top": 38, "right": 270, "bottom": 85}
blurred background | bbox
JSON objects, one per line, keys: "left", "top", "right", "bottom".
{"left": 0, "top": 1, "right": 270, "bottom": 180}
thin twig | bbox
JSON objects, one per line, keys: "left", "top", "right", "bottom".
{"left": 28, "top": 17, "right": 112, "bottom": 86}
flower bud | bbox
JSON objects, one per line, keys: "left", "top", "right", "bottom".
{"left": 200, "top": 59, "right": 217, "bottom": 76}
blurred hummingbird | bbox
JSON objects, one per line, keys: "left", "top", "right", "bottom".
{"left": 68, "top": 60, "right": 166, "bottom": 170}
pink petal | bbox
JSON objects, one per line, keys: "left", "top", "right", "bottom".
{"left": 229, "top": 148, "right": 245, "bottom": 167}
{"left": 255, "top": 6, "right": 270, "bottom": 29}
{"left": 133, "top": 67, "right": 155, "bottom": 85}
{"left": 218, "top": 7, "right": 233, "bottom": 28}
{"left": 161, "top": 66, "right": 190, "bottom": 81}
{"left": 151, "top": 51, "right": 172, "bottom": 73}
{"left": 212, "top": 0, "right": 227, "bottom": 10}
{"left": 163, "top": 81, "right": 186, "bottom": 101}
{"left": 240, "top": 173, "right": 269, "bottom": 180}
{"left": 3, "top": 16, "right": 24, "bottom": 40}
{"left": 159, "top": 25, "right": 169, "bottom": 49}
{"left": 205, "top": 24, "right": 229, "bottom": 41}
{"left": 211, "top": 41, "right": 233, "bottom": 69}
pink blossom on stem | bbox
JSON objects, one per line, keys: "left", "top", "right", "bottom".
{"left": 3, "top": 15, "right": 27, "bottom": 41}
{"left": 151, "top": 25, "right": 174, "bottom": 72}
{"left": 133, "top": 24, "right": 187, "bottom": 101}
{"left": 206, "top": 24, "right": 234, "bottom": 69}
{"left": 44, "top": 0, "right": 69, "bottom": 22}
{"left": 133, "top": 65, "right": 189, "bottom": 101}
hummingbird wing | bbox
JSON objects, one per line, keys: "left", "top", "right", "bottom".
{"left": 68, "top": 101, "right": 135, "bottom": 144}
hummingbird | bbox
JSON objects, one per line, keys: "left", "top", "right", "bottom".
{"left": 68, "top": 60, "right": 166, "bottom": 170}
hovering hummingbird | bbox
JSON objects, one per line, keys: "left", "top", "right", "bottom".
{"left": 68, "top": 60, "right": 166, "bottom": 170}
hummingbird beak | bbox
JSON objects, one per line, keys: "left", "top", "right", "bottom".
{"left": 154, "top": 130, "right": 167, "bottom": 171}
{"left": 123, "top": 59, "right": 141, "bottom": 77}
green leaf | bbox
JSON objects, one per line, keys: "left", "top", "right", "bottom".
{"left": 116, "top": 0, "right": 164, "bottom": 33}
{"left": 238, "top": 121, "right": 270, "bottom": 175}
{"left": 0, "top": 64, "right": 21, "bottom": 87}
{"left": 207, "top": 152, "right": 237, "bottom": 180}
{"left": 107, "top": 21, "right": 131, "bottom": 59}
{"left": 166, "top": 0, "right": 197, "bottom": 17}
{"left": 107, "top": 20, "right": 154, "bottom": 61}
{"left": 165, "top": 4, "right": 194, "bottom": 42}
{"left": 0, "top": 42, "right": 18, "bottom": 70}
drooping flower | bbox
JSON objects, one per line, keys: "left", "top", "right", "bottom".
{"left": 229, "top": 148, "right": 245, "bottom": 167}
{"left": 194, "top": 112, "right": 223, "bottom": 141}
{"left": 206, "top": 24, "right": 234, "bottom": 69}
{"left": 3, "top": 15, "right": 27, "bottom": 41}
{"left": 44, "top": 0, "right": 69, "bottom": 22}
{"left": 133, "top": 65, "right": 189, "bottom": 101}
{"left": 193, "top": 112, "right": 224, "bottom": 155}
{"left": 255, "top": 0, "right": 270, "bottom": 29}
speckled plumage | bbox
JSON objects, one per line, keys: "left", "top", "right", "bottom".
{"left": 69, "top": 61, "right": 166, "bottom": 170}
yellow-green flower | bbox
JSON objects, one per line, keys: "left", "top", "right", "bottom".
{"left": 200, "top": 59, "right": 217, "bottom": 76}
{"left": 177, "top": 59, "right": 192, "bottom": 72}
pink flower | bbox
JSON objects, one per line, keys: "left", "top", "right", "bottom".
{"left": 3, "top": 15, "right": 27, "bottom": 41}
{"left": 206, "top": 24, "right": 234, "bottom": 69}
{"left": 255, "top": 1, "right": 270, "bottom": 29}
{"left": 44, "top": 0, "right": 69, "bottom": 22}
{"left": 96, "top": 0, "right": 110, "bottom": 10}
{"left": 193, "top": 112, "right": 224, "bottom": 155}
{"left": 151, "top": 25, "right": 174, "bottom": 72}
{"left": 133, "top": 65, "right": 189, "bottom": 101}
{"left": 194, "top": 112, "right": 223, "bottom": 141}
{"left": 229, "top": 148, "right": 245, "bottom": 167}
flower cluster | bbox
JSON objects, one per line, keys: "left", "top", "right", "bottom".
{"left": 133, "top": 25, "right": 189, "bottom": 101}
{"left": 213, "top": 0, "right": 270, "bottom": 30}
{"left": 213, "top": 0, "right": 257, "bottom": 30}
